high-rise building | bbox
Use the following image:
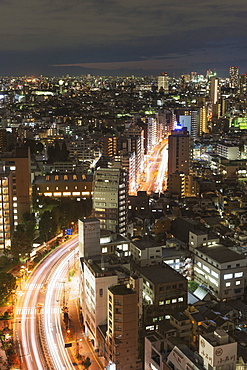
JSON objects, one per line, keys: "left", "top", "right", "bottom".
{"left": 229, "top": 66, "right": 240, "bottom": 89}
{"left": 240, "top": 73, "right": 247, "bottom": 94}
{"left": 0, "top": 171, "right": 13, "bottom": 251}
{"left": 106, "top": 284, "right": 141, "bottom": 370}
{"left": 199, "top": 105, "right": 208, "bottom": 135}
{"left": 93, "top": 167, "right": 128, "bottom": 235}
{"left": 191, "top": 109, "right": 199, "bottom": 139}
{"left": 81, "top": 257, "right": 118, "bottom": 346}
{"left": 158, "top": 72, "right": 169, "bottom": 93}
{"left": 210, "top": 77, "right": 219, "bottom": 104}
{"left": 102, "top": 136, "right": 118, "bottom": 157}
{"left": 168, "top": 128, "right": 191, "bottom": 176}
{"left": 1, "top": 147, "right": 31, "bottom": 226}
{"left": 78, "top": 217, "right": 101, "bottom": 258}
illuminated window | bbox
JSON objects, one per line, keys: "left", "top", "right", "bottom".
{"left": 172, "top": 299, "right": 177, "bottom": 303}
{"left": 211, "top": 270, "right": 219, "bottom": 278}
{"left": 235, "top": 272, "right": 243, "bottom": 278}
{"left": 178, "top": 297, "right": 184, "bottom": 302}
{"left": 159, "top": 301, "right": 164, "bottom": 305}
{"left": 236, "top": 281, "right": 241, "bottom": 285}
{"left": 55, "top": 175, "right": 59, "bottom": 180}
{"left": 64, "top": 175, "right": 68, "bottom": 180}
{"left": 226, "top": 282, "right": 231, "bottom": 287}
{"left": 224, "top": 274, "right": 233, "bottom": 280}
{"left": 102, "top": 247, "right": 107, "bottom": 253}
{"left": 46, "top": 186, "right": 49, "bottom": 191}
{"left": 73, "top": 174, "right": 77, "bottom": 180}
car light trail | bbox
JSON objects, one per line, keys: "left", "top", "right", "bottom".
{"left": 16, "top": 236, "right": 79, "bottom": 370}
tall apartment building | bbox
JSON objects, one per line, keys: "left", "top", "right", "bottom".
{"left": 210, "top": 77, "right": 219, "bottom": 104}
{"left": 229, "top": 66, "right": 240, "bottom": 89}
{"left": 158, "top": 72, "right": 169, "bottom": 93}
{"left": 81, "top": 258, "right": 119, "bottom": 347}
{"left": 240, "top": 73, "right": 247, "bottom": 94}
{"left": 0, "top": 171, "right": 13, "bottom": 251}
{"left": 102, "top": 136, "right": 118, "bottom": 157}
{"left": 168, "top": 128, "right": 191, "bottom": 176}
{"left": 106, "top": 284, "right": 141, "bottom": 370}
{"left": 1, "top": 147, "right": 31, "bottom": 225}
{"left": 93, "top": 167, "right": 128, "bottom": 235}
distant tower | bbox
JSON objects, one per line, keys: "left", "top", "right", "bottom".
{"left": 168, "top": 127, "right": 191, "bottom": 176}
{"left": 210, "top": 77, "right": 219, "bottom": 104}
{"left": 158, "top": 72, "right": 169, "bottom": 93}
{"left": 240, "top": 73, "right": 247, "bottom": 94}
{"left": 229, "top": 66, "right": 240, "bottom": 89}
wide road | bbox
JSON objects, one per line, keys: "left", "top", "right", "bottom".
{"left": 15, "top": 236, "right": 78, "bottom": 370}
{"left": 138, "top": 138, "right": 168, "bottom": 194}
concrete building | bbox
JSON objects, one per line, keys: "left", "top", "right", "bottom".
{"left": 1, "top": 147, "right": 31, "bottom": 225}
{"left": 81, "top": 257, "right": 119, "bottom": 346}
{"left": 35, "top": 173, "right": 93, "bottom": 199}
{"left": 168, "top": 128, "right": 191, "bottom": 176}
{"left": 106, "top": 284, "right": 141, "bottom": 370}
{"left": 158, "top": 73, "right": 169, "bottom": 93}
{"left": 216, "top": 143, "right": 239, "bottom": 160}
{"left": 78, "top": 218, "right": 101, "bottom": 258}
{"left": 166, "top": 344, "right": 205, "bottom": 370}
{"left": 93, "top": 167, "right": 128, "bottom": 235}
{"left": 193, "top": 243, "right": 247, "bottom": 300}
{"left": 144, "top": 332, "right": 168, "bottom": 370}
{"left": 134, "top": 264, "right": 188, "bottom": 329}
{"left": 0, "top": 171, "right": 13, "bottom": 251}
{"left": 199, "top": 330, "right": 237, "bottom": 370}
{"left": 229, "top": 66, "right": 239, "bottom": 89}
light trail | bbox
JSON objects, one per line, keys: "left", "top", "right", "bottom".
{"left": 16, "top": 236, "right": 79, "bottom": 370}
{"left": 44, "top": 248, "right": 78, "bottom": 369}
{"left": 155, "top": 144, "right": 168, "bottom": 193}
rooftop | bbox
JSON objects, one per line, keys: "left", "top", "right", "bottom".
{"left": 197, "top": 244, "right": 246, "bottom": 263}
{"left": 135, "top": 263, "right": 187, "bottom": 284}
{"left": 109, "top": 284, "right": 135, "bottom": 295}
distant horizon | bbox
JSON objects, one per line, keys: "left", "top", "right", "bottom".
{"left": 0, "top": 65, "right": 243, "bottom": 79}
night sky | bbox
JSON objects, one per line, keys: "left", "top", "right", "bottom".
{"left": 1, "top": 0, "right": 247, "bottom": 77}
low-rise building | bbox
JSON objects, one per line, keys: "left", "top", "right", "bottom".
{"left": 193, "top": 243, "right": 247, "bottom": 300}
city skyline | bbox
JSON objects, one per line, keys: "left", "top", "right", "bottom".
{"left": 1, "top": 0, "right": 247, "bottom": 76}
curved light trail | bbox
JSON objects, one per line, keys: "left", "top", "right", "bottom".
{"left": 16, "top": 236, "right": 79, "bottom": 370}
{"left": 43, "top": 248, "right": 78, "bottom": 369}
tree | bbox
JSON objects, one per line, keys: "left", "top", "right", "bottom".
{"left": 39, "top": 210, "right": 58, "bottom": 242}
{"left": 11, "top": 225, "right": 33, "bottom": 260}
{"left": 0, "top": 272, "right": 16, "bottom": 305}
{"left": 82, "top": 357, "right": 91, "bottom": 369}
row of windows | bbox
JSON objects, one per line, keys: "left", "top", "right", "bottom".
{"left": 45, "top": 174, "right": 87, "bottom": 181}
{"left": 159, "top": 297, "right": 184, "bottom": 305}
{"left": 224, "top": 272, "right": 243, "bottom": 280}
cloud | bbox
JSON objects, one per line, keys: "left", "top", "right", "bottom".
{"left": 1, "top": 0, "right": 247, "bottom": 75}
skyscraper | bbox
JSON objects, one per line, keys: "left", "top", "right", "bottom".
{"left": 210, "top": 76, "right": 219, "bottom": 104}
{"left": 1, "top": 147, "right": 31, "bottom": 226}
{"left": 93, "top": 167, "right": 128, "bottom": 235}
{"left": 229, "top": 66, "right": 240, "bottom": 89}
{"left": 168, "top": 128, "right": 191, "bottom": 176}
{"left": 158, "top": 72, "right": 169, "bottom": 93}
